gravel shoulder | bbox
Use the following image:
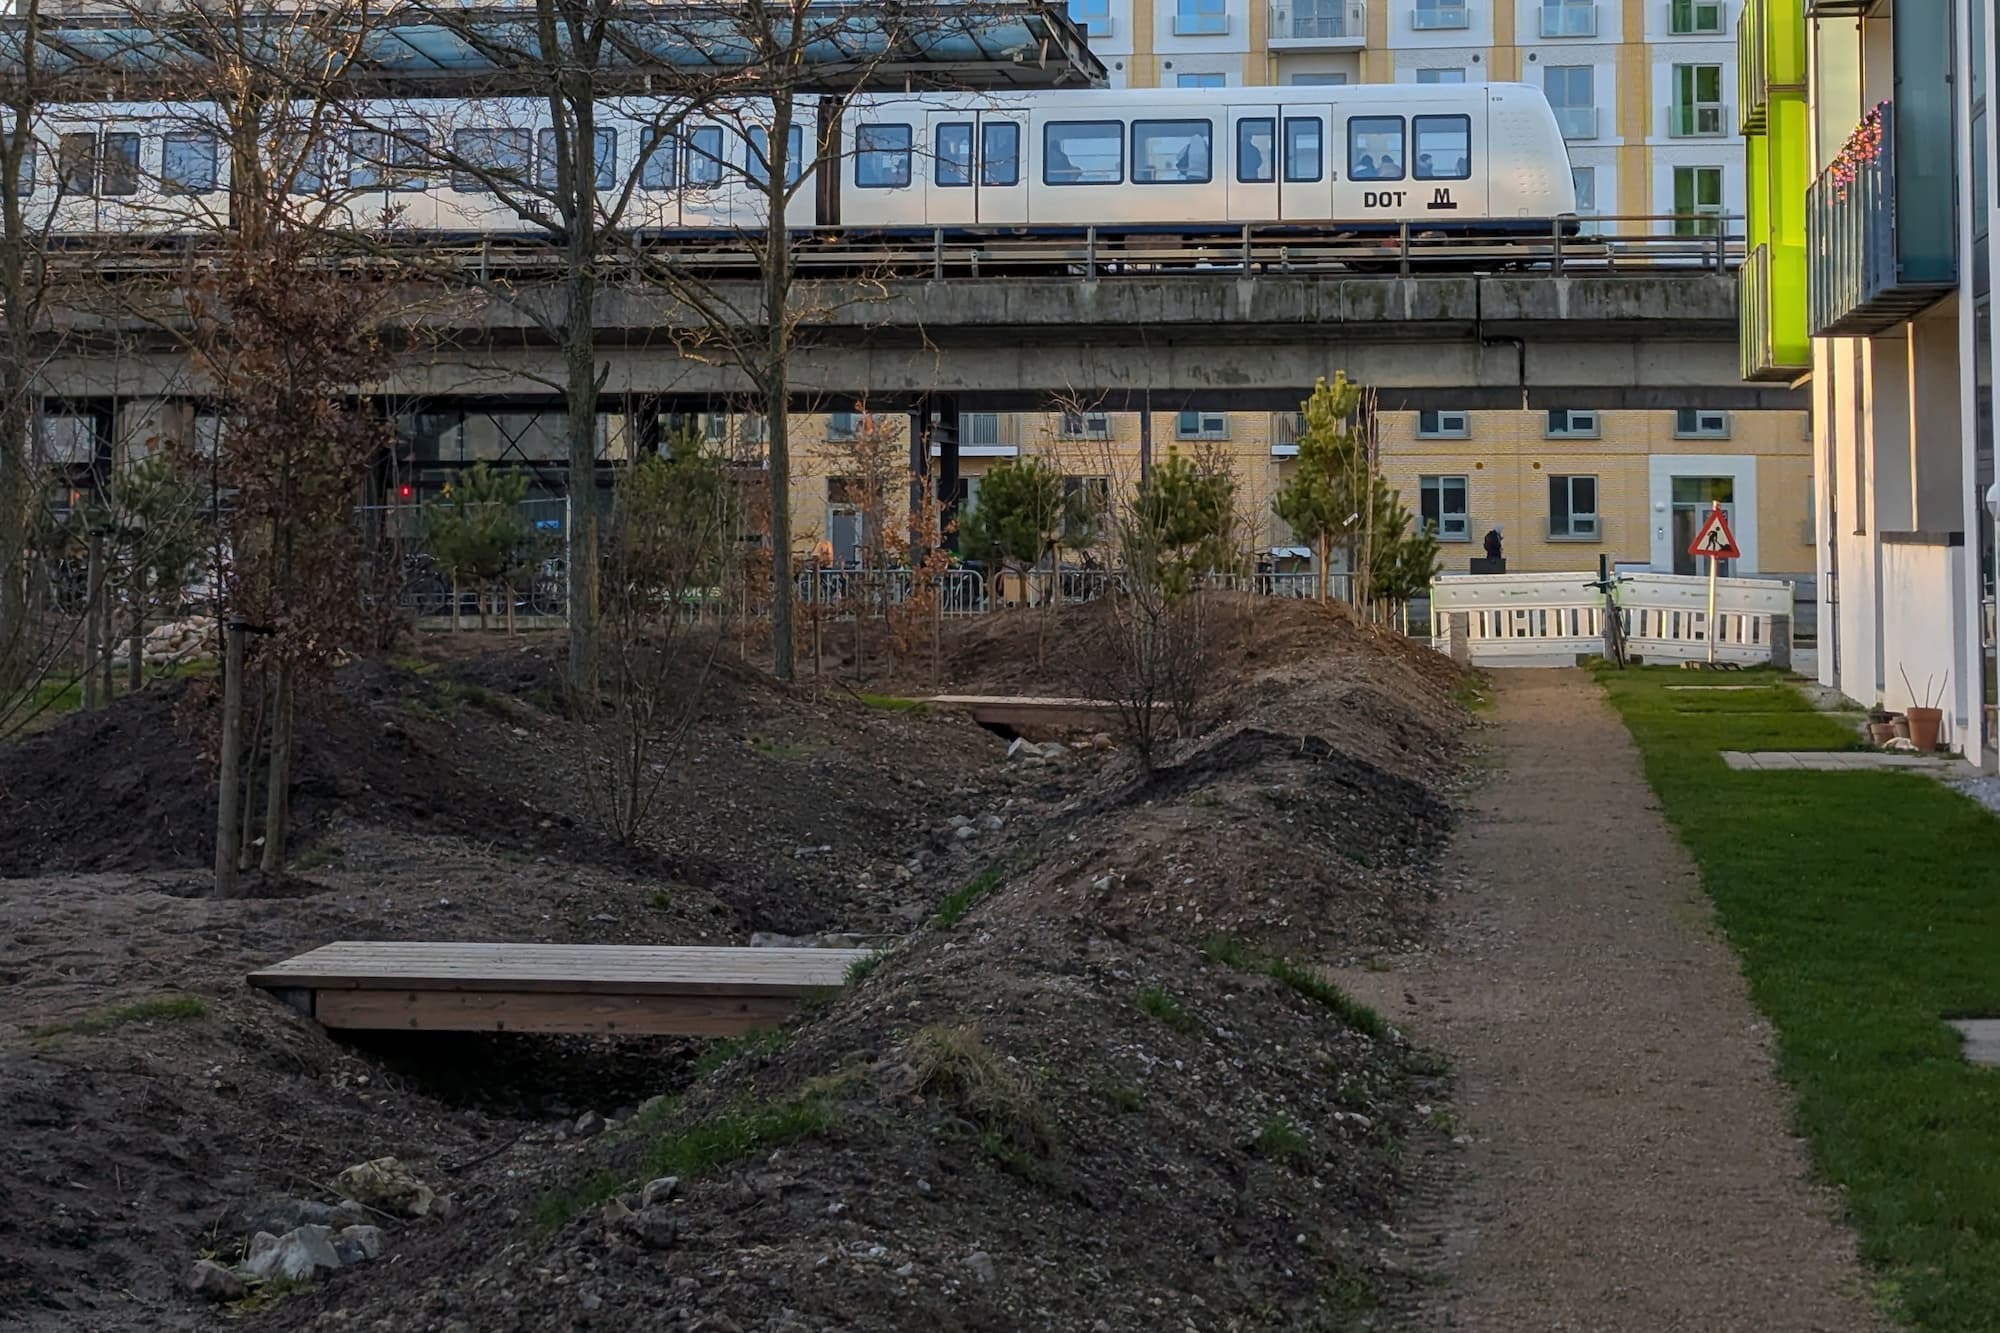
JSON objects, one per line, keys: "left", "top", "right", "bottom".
{"left": 1353, "top": 668, "right": 1890, "bottom": 1332}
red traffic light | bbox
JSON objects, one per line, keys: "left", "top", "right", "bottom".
{"left": 398, "top": 484, "right": 413, "bottom": 499}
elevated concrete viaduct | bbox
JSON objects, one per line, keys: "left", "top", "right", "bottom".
{"left": 40, "top": 270, "right": 1795, "bottom": 415}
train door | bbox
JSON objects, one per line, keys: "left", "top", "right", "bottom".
{"left": 1278, "top": 108, "right": 1333, "bottom": 222}
{"left": 975, "top": 115, "right": 1028, "bottom": 226}
{"left": 925, "top": 112, "right": 977, "bottom": 227}
{"left": 1225, "top": 107, "right": 1280, "bottom": 223}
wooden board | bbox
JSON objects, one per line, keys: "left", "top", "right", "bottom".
{"left": 248, "top": 941, "right": 870, "bottom": 997}
{"left": 926, "top": 695, "right": 1156, "bottom": 731}
{"left": 312, "top": 988, "right": 802, "bottom": 1037}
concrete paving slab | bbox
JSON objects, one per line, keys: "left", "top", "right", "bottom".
{"left": 1947, "top": 1019, "right": 2000, "bottom": 1068}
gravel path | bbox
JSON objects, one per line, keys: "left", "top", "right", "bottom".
{"left": 1363, "top": 669, "right": 1888, "bottom": 1332}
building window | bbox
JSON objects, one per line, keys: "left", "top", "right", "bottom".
{"left": 1412, "top": 0, "right": 1469, "bottom": 30}
{"left": 1285, "top": 116, "right": 1325, "bottom": 182}
{"left": 163, "top": 132, "right": 220, "bottom": 194}
{"left": 1132, "top": 119, "right": 1215, "bottom": 183}
{"left": 855, "top": 123, "right": 914, "bottom": 189}
{"left": 1349, "top": 115, "right": 1405, "bottom": 180}
{"left": 1669, "top": 0, "right": 1724, "bottom": 34}
{"left": 1545, "top": 408, "right": 1600, "bottom": 438}
{"left": 980, "top": 122, "right": 1016, "bottom": 185}
{"left": 1177, "top": 410, "right": 1228, "bottom": 440}
{"left": 1289, "top": 72, "right": 1348, "bottom": 86}
{"left": 1548, "top": 474, "right": 1600, "bottom": 539}
{"left": 1417, "top": 409, "right": 1469, "bottom": 438}
{"left": 826, "top": 412, "right": 860, "bottom": 441}
{"left": 537, "top": 128, "right": 617, "bottom": 192}
{"left": 1044, "top": 120, "right": 1124, "bottom": 185}
{"left": 1420, "top": 475, "right": 1470, "bottom": 540}
{"left": 1174, "top": 0, "right": 1229, "bottom": 35}
{"left": 1413, "top": 115, "right": 1471, "bottom": 179}
{"left": 935, "top": 122, "right": 973, "bottom": 187}
{"left": 1544, "top": 66, "right": 1597, "bottom": 140}
{"left": 14, "top": 143, "right": 30, "bottom": 197}
{"left": 1672, "top": 165, "right": 1724, "bottom": 235}
{"left": 1675, "top": 408, "right": 1730, "bottom": 438}
{"left": 1068, "top": 0, "right": 1112, "bottom": 36}
{"left": 1571, "top": 165, "right": 1597, "bottom": 214}
{"left": 1177, "top": 72, "right": 1227, "bottom": 88}
{"left": 1416, "top": 68, "right": 1466, "bottom": 84}
{"left": 1238, "top": 118, "right": 1276, "bottom": 182}
{"left": 1540, "top": 0, "right": 1596, "bottom": 37}
{"left": 1060, "top": 411, "right": 1111, "bottom": 438}
{"left": 1670, "top": 64, "right": 1726, "bottom": 136}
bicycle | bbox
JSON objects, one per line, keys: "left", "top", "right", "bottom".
{"left": 1583, "top": 568, "right": 1630, "bottom": 668}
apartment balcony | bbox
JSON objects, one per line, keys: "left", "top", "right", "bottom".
{"left": 1807, "top": 102, "right": 1956, "bottom": 337}
{"left": 1666, "top": 103, "right": 1730, "bottom": 138}
{"left": 1410, "top": 3, "right": 1469, "bottom": 30}
{"left": 1268, "top": 0, "right": 1366, "bottom": 48}
{"left": 1538, "top": 2, "right": 1597, "bottom": 37}
{"left": 1736, "top": 0, "right": 1767, "bottom": 133}
{"left": 1739, "top": 242, "right": 1810, "bottom": 382}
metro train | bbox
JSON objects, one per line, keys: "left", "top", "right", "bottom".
{"left": 25, "top": 82, "right": 1576, "bottom": 240}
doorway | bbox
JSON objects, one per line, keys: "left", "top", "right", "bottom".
{"left": 1671, "top": 476, "right": 1736, "bottom": 577}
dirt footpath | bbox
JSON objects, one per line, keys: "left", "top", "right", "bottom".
{"left": 1364, "top": 669, "right": 1887, "bottom": 1332}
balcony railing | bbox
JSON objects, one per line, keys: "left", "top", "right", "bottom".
{"left": 1410, "top": 3, "right": 1468, "bottom": 29}
{"left": 1539, "top": 2, "right": 1597, "bottom": 37}
{"left": 1172, "top": 10, "right": 1230, "bottom": 34}
{"left": 1667, "top": 102, "right": 1729, "bottom": 137}
{"left": 1268, "top": 0, "right": 1366, "bottom": 44}
{"left": 1736, "top": 0, "right": 1767, "bottom": 134}
{"left": 1807, "top": 102, "right": 1957, "bottom": 337}
{"left": 1740, "top": 242, "right": 1810, "bottom": 382}
{"left": 1554, "top": 106, "right": 1599, "bottom": 140}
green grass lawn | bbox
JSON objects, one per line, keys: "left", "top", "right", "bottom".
{"left": 1597, "top": 667, "right": 2000, "bottom": 1331}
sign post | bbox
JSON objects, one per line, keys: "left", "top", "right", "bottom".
{"left": 1686, "top": 502, "right": 1742, "bottom": 664}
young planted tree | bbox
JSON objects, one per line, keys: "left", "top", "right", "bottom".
{"left": 590, "top": 433, "right": 738, "bottom": 845}
{"left": 1272, "top": 373, "right": 1369, "bottom": 604}
{"left": 959, "top": 457, "right": 1062, "bottom": 609}
{"left": 1364, "top": 478, "right": 1441, "bottom": 625}
{"left": 1093, "top": 450, "right": 1240, "bottom": 770}
{"left": 423, "top": 462, "right": 536, "bottom": 630}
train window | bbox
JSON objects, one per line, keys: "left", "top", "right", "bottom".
{"left": 1412, "top": 115, "right": 1470, "bottom": 180}
{"left": 162, "top": 132, "right": 219, "bottom": 195}
{"left": 855, "top": 123, "right": 914, "bottom": 189}
{"left": 686, "top": 127, "right": 724, "bottom": 188}
{"left": 935, "top": 122, "right": 972, "bottom": 187}
{"left": 1284, "top": 117, "right": 1323, "bottom": 182}
{"left": 100, "top": 133, "right": 138, "bottom": 196}
{"left": 58, "top": 134, "right": 92, "bottom": 195}
{"left": 451, "top": 128, "right": 531, "bottom": 193}
{"left": 1043, "top": 121, "right": 1122, "bottom": 185}
{"left": 748, "top": 126, "right": 806, "bottom": 189}
{"left": 1132, "top": 120, "right": 1212, "bottom": 184}
{"left": 289, "top": 141, "right": 337, "bottom": 196}
{"left": 1348, "top": 115, "right": 1404, "bottom": 181}
{"left": 1236, "top": 118, "right": 1275, "bottom": 183}
{"left": 982, "top": 122, "right": 1021, "bottom": 186}
{"left": 348, "top": 129, "right": 429, "bottom": 193}
{"left": 17, "top": 144, "right": 32, "bottom": 197}
{"left": 538, "top": 128, "right": 617, "bottom": 192}
{"left": 639, "top": 132, "right": 678, "bottom": 189}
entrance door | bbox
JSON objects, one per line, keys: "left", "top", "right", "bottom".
{"left": 1227, "top": 106, "right": 1280, "bottom": 222}
{"left": 976, "top": 115, "right": 1028, "bottom": 225}
{"left": 1671, "top": 476, "right": 1736, "bottom": 576}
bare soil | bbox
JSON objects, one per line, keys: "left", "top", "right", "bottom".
{"left": 1347, "top": 670, "right": 1889, "bottom": 1332}
{"left": 0, "top": 597, "right": 1471, "bottom": 1332}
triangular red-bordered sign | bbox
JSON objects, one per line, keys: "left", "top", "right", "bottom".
{"left": 1687, "top": 504, "right": 1740, "bottom": 560}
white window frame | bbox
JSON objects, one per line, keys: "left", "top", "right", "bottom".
{"left": 1544, "top": 66, "right": 1598, "bottom": 141}
{"left": 1420, "top": 474, "right": 1471, "bottom": 541}
{"left": 1411, "top": 0, "right": 1469, "bottom": 29}
{"left": 1545, "top": 408, "right": 1600, "bottom": 438}
{"left": 960, "top": 412, "right": 1004, "bottom": 447}
{"left": 1177, "top": 72, "right": 1228, "bottom": 88}
{"left": 1177, "top": 410, "right": 1230, "bottom": 440}
{"left": 1067, "top": 0, "right": 1113, "bottom": 37}
{"left": 1547, "top": 473, "right": 1601, "bottom": 540}
{"left": 1675, "top": 408, "right": 1731, "bottom": 439}
{"left": 1059, "top": 410, "right": 1111, "bottom": 439}
{"left": 825, "top": 411, "right": 860, "bottom": 442}
{"left": 1416, "top": 409, "right": 1470, "bottom": 439}
{"left": 1539, "top": 0, "right": 1596, "bottom": 37}
{"left": 1415, "top": 68, "right": 1467, "bottom": 84}
{"left": 1174, "top": 0, "right": 1230, "bottom": 36}
{"left": 1669, "top": 0, "right": 1725, "bottom": 35}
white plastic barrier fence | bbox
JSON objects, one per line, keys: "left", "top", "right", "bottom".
{"left": 1429, "top": 570, "right": 1794, "bottom": 668}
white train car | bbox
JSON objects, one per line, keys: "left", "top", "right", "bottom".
{"left": 834, "top": 83, "right": 1573, "bottom": 233}
{"left": 27, "top": 83, "right": 1569, "bottom": 242}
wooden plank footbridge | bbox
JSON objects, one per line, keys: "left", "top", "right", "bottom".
{"left": 925, "top": 695, "right": 1146, "bottom": 731}
{"left": 249, "top": 941, "right": 872, "bottom": 1037}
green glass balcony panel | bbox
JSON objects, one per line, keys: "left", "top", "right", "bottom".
{"left": 1741, "top": 243, "right": 1809, "bottom": 381}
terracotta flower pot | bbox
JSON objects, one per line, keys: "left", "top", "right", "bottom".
{"left": 1891, "top": 717, "right": 1911, "bottom": 740}
{"left": 1906, "top": 706, "right": 1944, "bottom": 752}
{"left": 1867, "top": 722, "right": 1896, "bottom": 744}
